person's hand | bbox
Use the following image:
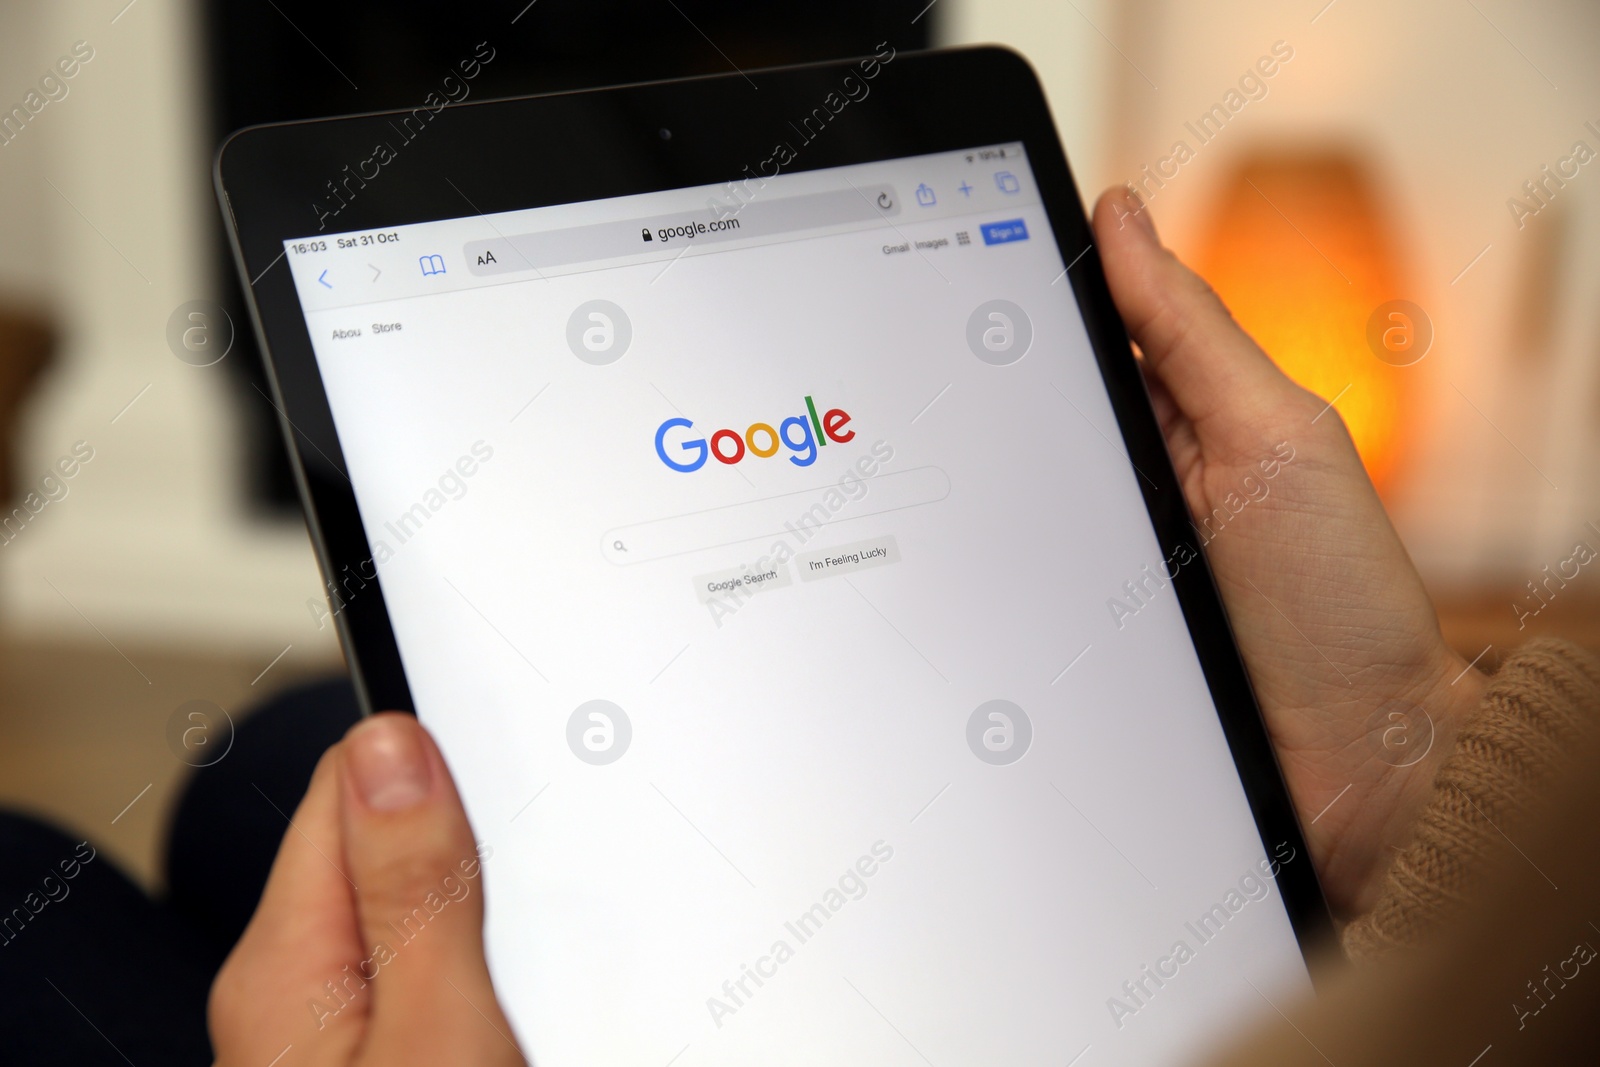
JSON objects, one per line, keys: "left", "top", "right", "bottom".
{"left": 210, "top": 713, "right": 525, "bottom": 1066}
{"left": 1092, "top": 187, "right": 1488, "bottom": 916}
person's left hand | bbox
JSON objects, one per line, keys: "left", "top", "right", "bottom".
{"left": 209, "top": 713, "right": 526, "bottom": 1067}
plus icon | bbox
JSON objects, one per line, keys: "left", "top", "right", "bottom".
{"left": 957, "top": 180, "right": 974, "bottom": 197}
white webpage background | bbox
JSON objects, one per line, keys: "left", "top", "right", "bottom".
{"left": 292, "top": 150, "right": 1310, "bottom": 1066}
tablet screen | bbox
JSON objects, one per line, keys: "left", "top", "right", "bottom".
{"left": 284, "top": 143, "right": 1310, "bottom": 1065}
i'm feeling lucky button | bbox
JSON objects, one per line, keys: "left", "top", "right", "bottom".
{"left": 796, "top": 535, "right": 901, "bottom": 582}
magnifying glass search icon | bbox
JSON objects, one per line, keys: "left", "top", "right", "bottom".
{"left": 613, "top": 540, "right": 627, "bottom": 552}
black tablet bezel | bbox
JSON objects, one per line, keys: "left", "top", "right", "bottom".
{"left": 216, "top": 44, "right": 1335, "bottom": 956}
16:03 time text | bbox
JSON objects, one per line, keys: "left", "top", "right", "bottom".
{"left": 288, "top": 231, "right": 400, "bottom": 255}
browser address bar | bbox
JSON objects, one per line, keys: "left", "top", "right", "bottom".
{"left": 464, "top": 184, "right": 901, "bottom": 277}
{"left": 602, "top": 466, "right": 949, "bottom": 565}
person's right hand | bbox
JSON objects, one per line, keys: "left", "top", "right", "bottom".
{"left": 209, "top": 713, "right": 526, "bottom": 1066}
{"left": 1092, "top": 186, "right": 1487, "bottom": 916}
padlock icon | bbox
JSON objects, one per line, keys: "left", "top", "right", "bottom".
{"left": 641, "top": 227, "right": 653, "bottom": 242}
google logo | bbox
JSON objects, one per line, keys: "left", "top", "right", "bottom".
{"left": 655, "top": 396, "right": 854, "bottom": 472}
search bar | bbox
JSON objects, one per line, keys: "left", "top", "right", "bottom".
{"left": 465, "top": 185, "right": 901, "bottom": 277}
{"left": 603, "top": 466, "right": 949, "bottom": 565}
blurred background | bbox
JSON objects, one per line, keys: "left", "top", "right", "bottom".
{"left": 0, "top": 0, "right": 1594, "bottom": 888}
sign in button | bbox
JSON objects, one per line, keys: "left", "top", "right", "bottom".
{"left": 980, "top": 219, "right": 1029, "bottom": 245}
{"left": 795, "top": 535, "right": 902, "bottom": 582}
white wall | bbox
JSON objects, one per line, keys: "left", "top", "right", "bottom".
{"left": 945, "top": 0, "right": 1600, "bottom": 587}
{"left": 0, "top": 3, "right": 52, "bottom": 304}
{"left": 0, "top": 0, "right": 336, "bottom": 656}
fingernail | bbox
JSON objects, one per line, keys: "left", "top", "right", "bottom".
{"left": 346, "top": 715, "right": 431, "bottom": 811}
{"left": 1120, "top": 185, "right": 1157, "bottom": 240}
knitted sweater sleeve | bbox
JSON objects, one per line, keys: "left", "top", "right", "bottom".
{"left": 1341, "top": 638, "right": 1600, "bottom": 963}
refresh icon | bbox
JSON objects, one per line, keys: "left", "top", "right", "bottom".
{"left": 876, "top": 191, "right": 894, "bottom": 211}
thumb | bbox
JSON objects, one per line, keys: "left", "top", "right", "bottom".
{"left": 1091, "top": 186, "right": 1315, "bottom": 444}
{"left": 337, "top": 713, "right": 524, "bottom": 1064}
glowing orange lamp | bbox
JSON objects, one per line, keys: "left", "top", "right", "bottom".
{"left": 1194, "top": 154, "right": 1414, "bottom": 491}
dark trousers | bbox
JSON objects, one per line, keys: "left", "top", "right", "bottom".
{"left": 0, "top": 679, "right": 360, "bottom": 1065}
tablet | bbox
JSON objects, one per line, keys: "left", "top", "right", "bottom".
{"left": 217, "top": 45, "right": 1330, "bottom": 1066}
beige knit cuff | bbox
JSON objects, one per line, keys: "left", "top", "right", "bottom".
{"left": 1341, "top": 638, "right": 1600, "bottom": 964}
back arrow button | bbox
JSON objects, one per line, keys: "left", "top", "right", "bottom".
{"left": 318, "top": 269, "right": 332, "bottom": 289}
